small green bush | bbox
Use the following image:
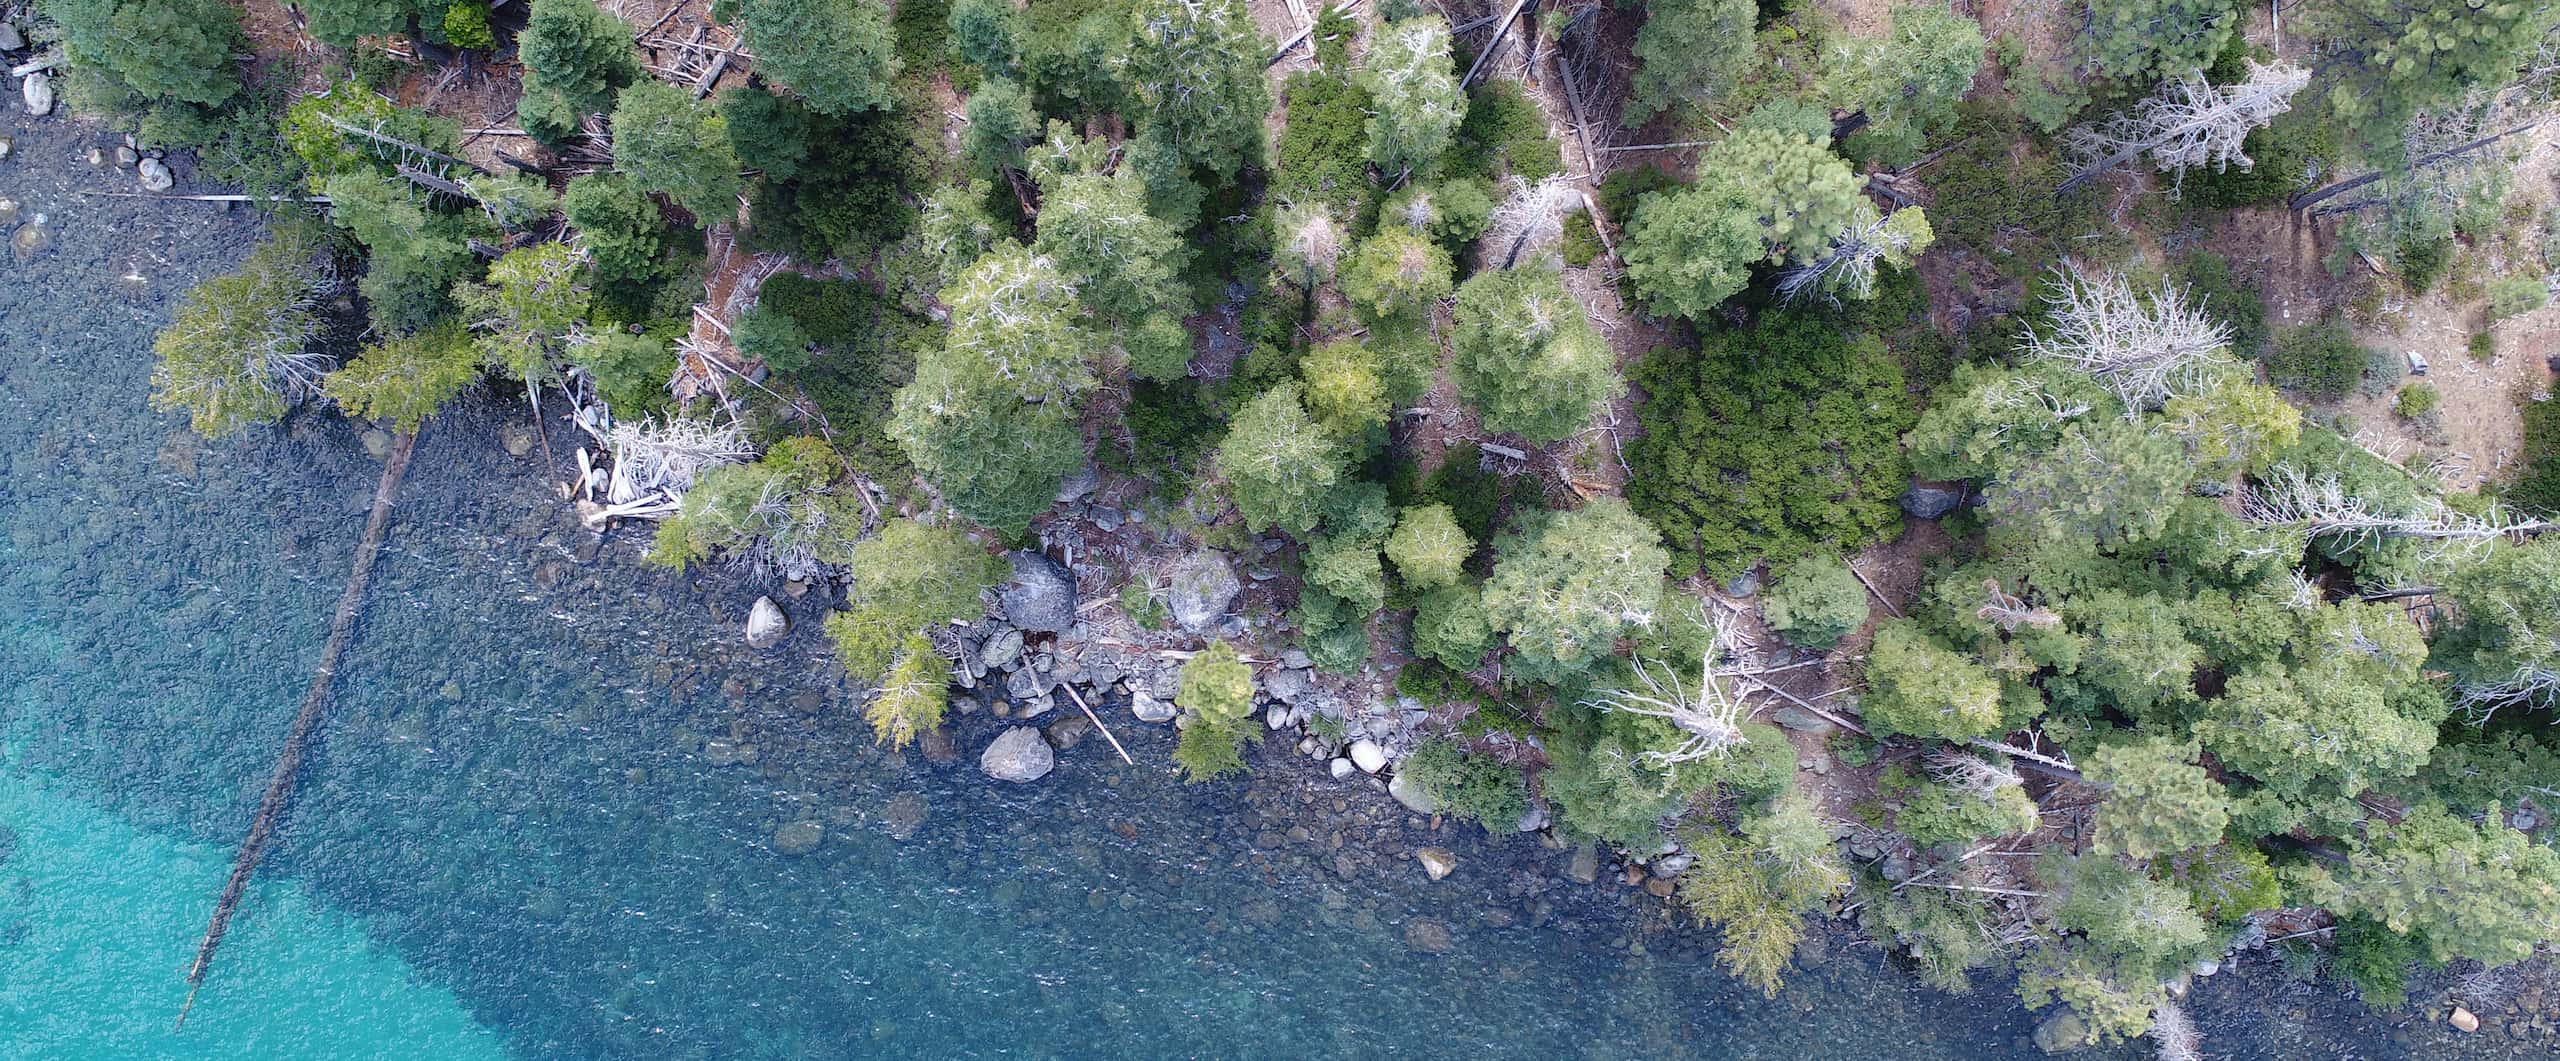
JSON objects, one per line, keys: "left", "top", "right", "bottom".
{"left": 1398, "top": 738, "right": 1529, "bottom": 829}
{"left": 2392, "top": 383, "right": 2440, "bottom": 420}
{"left": 2178, "top": 251, "right": 2270, "bottom": 357}
{"left": 2487, "top": 276, "right": 2551, "bottom": 321}
{"left": 442, "top": 0, "right": 496, "bottom": 49}
{"left": 1762, "top": 558, "right": 1869, "bottom": 650}
{"left": 2265, "top": 322, "right": 2365, "bottom": 400}
{"left": 2397, "top": 238, "right": 2453, "bottom": 295}
{"left": 2511, "top": 389, "right": 2560, "bottom": 515}
{"left": 1441, "top": 80, "right": 1560, "bottom": 184}
{"left": 2469, "top": 331, "right": 2497, "bottom": 360}
{"left": 2182, "top": 113, "right": 2334, "bottom": 208}
{"left": 1274, "top": 72, "right": 1376, "bottom": 214}
{"left": 2358, "top": 343, "right": 2407, "bottom": 399}
{"left": 732, "top": 305, "right": 816, "bottom": 374}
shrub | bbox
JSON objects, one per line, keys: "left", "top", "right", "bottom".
{"left": 732, "top": 305, "right": 816, "bottom": 375}
{"left": 2487, "top": 276, "right": 2550, "bottom": 321}
{"left": 1173, "top": 641, "right": 1259, "bottom": 781}
{"left": 2178, "top": 251, "right": 2270, "bottom": 357}
{"left": 1410, "top": 583, "right": 1494, "bottom": 670}
{"left": 2264, "top": 321, "right": 2365, "bottom": 400}
{"left": 645, "top": 437, "right": 868, "bottom": 579}
{"left": 2513, "top": 387, "right": 2560, "bottom": 515}
{"left": 1885, "top": 766, "right": 2040, "bottom": 845}
{"left": 1384, "top": 504, "right": 1472, "bottom": 589}
{"left": 1626, "top": 316, "right": 1913, "bottom": 580}
{"left": 2469, "top": 330, "right": 2496, "bottom": 360}
{"left": 2392, "top": 383, "right": 2440, "bottom": 420}
{"left": 1440, "top": 79, "right": 1559, "bottom": 183}
{"left": 567, "top": 330, "right": 677, "bottom": 418}
{"left": 442, "top": 0, "right": 496, "bottom": 49}
{"left": 1761, "top": 558, "right": 1868, "bottom": 650}
{"left": 1398, "top": 738, "right": 1528, "bottom": 829}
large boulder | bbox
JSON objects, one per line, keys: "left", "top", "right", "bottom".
{"left": 137, "top": 157, "right": 173, "bottom": 193}
{"left": 20, "top": 71, "right": 51, "bottom": 117}
{"left": 744, "top": 596, "right": 788, "bottom": 649}
{"left": 1900, "top": 482, "right": 1967, "bottom": 520}
{"left": 1388, "top": 772, "right": 1438, "bottom": 815}
{"left": 1000, "top": 551, "right": 1076, "bottom": 633}
{"left": 1164, "top": 549, "right": 1241, "bottom": 632}
{"left": 980, "top": 726, "right": 1055, "bottom": 782}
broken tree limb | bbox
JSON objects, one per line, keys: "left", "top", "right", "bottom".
{"left": 1460, "top": 0, "right": 1535, "bottom": 89}
{"left": 176, "top": 429, "right": 420, "bottom": 1031}
{"left": 1268, "top": 0, "right": 1364, "bottom": 67}
{"left": 2289, "top": 120, "right": 2541, "bottom": 212}
{"left": 1056, "top": 682, "right": 1135, "bottom": 766}
{"left": 1846, "top": 562, "right": 1903, "bottom": 618}
{"left": 78, "top": 192, "right": 333, "bottom": 203}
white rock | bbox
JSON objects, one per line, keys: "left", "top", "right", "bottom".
{"left": 979, "top": 727, "right": 1055, "bottom": 783}
{"left": 1129, "top": 687, "right": 1176, "bottom": 723}
{"left": 20, "top": 71, "right": 51, "bottom": 117}
{"left": 1328, "top": 757, "right": 1356, "bottom": 779}
{"left": 1387, "top": 772, "right": 1437, "bottom": 815}
{"left": 574, "top": 498, "right": 609, "bottom": 530}
{"left": 1416, "top": 847, "right": 1457, "bottom": 881}
{"left": 1348, "top": 738, "right": 1387, "bottom": 774}
{"left": 744, "top": 596, "right": 788, "bottom": 649}
{"left": 137, "top": 157, "right": 173, "bottom": 192}
{"left": 1264, "top": 703, "right": 1293, "bottom": 731}
{"left": 2450, "top": 1006, "right": 2479, "bottom": 1033}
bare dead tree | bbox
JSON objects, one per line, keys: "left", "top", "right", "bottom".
{"left": 1976, "top": 579, "right": 2062, "bottom": 632}
{"left": 1779, "top": 204, "right": 1934, "bottom": 303}
{"left": 1484, "top": 175, "right": 1584, "bottom": 269}
{"left": 2022, "top": 264, "right": 2233, "bottom": 412}
{"left": 2240, "top": 465, "right": 2558, "bottom": 550}
{"left": 603, "top": 415, "right": 755, "bottom": 507}
{"left": 2062, "top": 60, "right": 2310, "bottom": 193}
{"left": 1929, "top": 749, "right": 2025, "bottom": 801}
{"left": 1584, "top": 616, "right": 1751, "bottom": 768}
{"left": 2149, "top": 998, "right": 2204, "bottom": 1061}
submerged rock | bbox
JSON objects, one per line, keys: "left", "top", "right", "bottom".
{"left": 1000, "top": 551, "right": 1076, "bottom": 633}
{"left": 1415, "top": 848, "right": 1457, "bottom": 881}
{"left": 1164, "top": 549, "right": 1240, "bottom": 632}
{"left": 744, "top": 596, "right": 788, "bottom": 649}
{"left": 1402, "top": 917, "right": 1455, "bottom": 954}
{"left": 8, "top": 220, "right": 46, "bottom": 263}
{"left": 772, "top": 820, "right": 824, "bottom": 856}
{"left": 882, "top": 792, "right": 930, "bottom": 840}
{"left": 2031, "top": 1010, "right": 2089, "bottom": 1054}
{"left": 980, "top": 726, "right": 1055, "bottom": 782}
{"left": 1387, "top": 772, "right": 1437, "bottom": 815}
{"left": 1564, "top": 842, "right": 1599, "bottom": 885}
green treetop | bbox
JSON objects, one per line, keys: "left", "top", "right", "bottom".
{"left": 1826, "top": 3, "right": 1984, "bottom": 164}
{"left": 1450, "top": 267, "right": 1621, "bottom": 444}
{"left": 1339, "top": 227, "right": 1456, "bottom": 327}
{"left": 41, "top": 0, "right": 244, "bottom": 107}
{"left": 1215, "top": 383, "right": 1348, "bottom": 536}
{"left": 453, "top": 242, "right": 593, "bottom": 384}
{"left": 299, "top": 0, "right": 441, "bottom": 46}
{"left": 1761, "top": 558, "right": 1868, "bottom": 651}
{"left": 149, "top": 228, "right": 338, "bottom": 438}
{"left": 2084, "top": 737, "right": 2230, "bottom": 859}
{"left": 737, "top": 0, "right": 903, "bottom": 115}
{"left": 1482, "top": 498, "right": 1670, "bottom": 685}
{"left": 1862, "top": 619, "right": 2006, "bottom": 741}
{"left": 2435, "top": 537, "right": 2560, "bottom": 721}
{"left": 1358, "top": 16, "right": 1465, "bottom": 177}
{"left": 1626, "top": 0, "right": 1759, "bottom": 125}
{"left": 1031, "top": 169, "right": 1192, "bottom": 381}
{"left": 516, "top": 0, "right": 641, "bottom": 145}
{"left": 1120, "top": 0, "right": 1270, "bottom": 184}
{"left": 890, "top": 247, "right": 1098, "bottom": 532}
{"left": 827, "top": 517, "right": 1005, "bottom": 688}
{"left": 2310, "top": 804, "right": 2560, "bottom": 967}
{"left": 2309, "top": 0, "right": 2557, "bottom": 153}
{"left": 1174, "top": 640, "right": 1258, "bottom": 781}
{"left": 1384, "top": 504, "right": 1472, "bottom": 590}
{"left": 611, "top": 80, "right": 743, "bottom": 225}
{"left": 1624, "top": 122, "right": 1867, "bottom": 317}
{"left": 2079, "top": 0, "right": 2234, "bottom": 84}
{"left": 322, "top": 323, "right": 484, "bottom": 432}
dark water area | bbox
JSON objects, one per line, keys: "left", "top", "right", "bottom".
{"left": 0, "top": 107, "right": 2542, "bottom": 1061}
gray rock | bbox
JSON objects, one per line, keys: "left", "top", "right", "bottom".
{"left": 1900, "top": 482, "right": 1967, "bottom": 520}
{"left": 1564, "top": 842, "right": 1600, "bottom": 884}
{"left": 771, "top": 820, "right": 823, "bottom": 856}
{"left": 1043, "top": 716, "right": 1091, "bottom": 751}
{"left": 1265, "top": 666, "right": 1313, "bottom": 704}
{"left": 1280, "top": 649, "right": 1313, "bottom": 669}
{"left": 1328, "top": 757, "right": 1356, "bottom": 779}
{"left": 1130, "top": 688, "right": 1176, "bottom": 723}
{"left": 1015, "top": 693, "right": 1055, "bottom": 721}
{"left": 743, "top": 596, "right": 788, "bottom": 649}
{"left": 1515, "top": 800, "right": 1551, "bottom": 833}
{"left": 1053, "top": 464, "right": 1099, "bottom": 503}
{"left": 1724, "top": 568, "right": 1761, "bottom": 599}
{"left": 1165, "top": 549, "right": 1241, "bottom": 632}
{"left": 20, "top": 71, "right": 51, "bottom": 117}
{"left": 979, "top": 727, "right": 1055, "bottom": 782}
{"left": 1000, "top": 552, "right": 1076, "bottom": 633}
{"left": 1388, "top": 772, "right": 1438, "bottom": 814}
{"left": 979, "top": 627, "right": 1023, "bottom": 670}
{"left": 137, "top": 157, "right": 173, "bottom": 192}
{"left": 1090, "top": 506, "right": 1122, "bottom": 532}
{"left": 1771, "top": 706, "right": 1835, "bottom": 734}
{"left": 2032, "top": 1011, "right": 2090, "bottom": 1054}
{"left": 0, "top": 22, "right": 24, "bottom": 51}
{"left": 114, "top": 144, "right": 137, "bottom": 168}
{"left": 1651, "top": 854, "right": 1694, "bottom": 878}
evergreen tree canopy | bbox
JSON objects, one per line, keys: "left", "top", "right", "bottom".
{"left": 517, "top": 0, "right": 641, "bottom": 145}
{"left": 1449, "top": 267, "right": 1620, "bottom": 444}
{"left": 738, "top": 0, "right": 904, "bottom": 115}
{"left": 1483, "top": 498, "right": 1669, "bottom": 685}
{"left": 611, "top": 80, "right": 743, "bottom": 226}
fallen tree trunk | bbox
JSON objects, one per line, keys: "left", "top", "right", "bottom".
{"left": 175, "top": 430, "right": 420, "bottom": 1030}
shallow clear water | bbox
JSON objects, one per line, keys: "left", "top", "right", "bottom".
{"left": 0, "top": 108, "right": 2532, "bottom": 1061}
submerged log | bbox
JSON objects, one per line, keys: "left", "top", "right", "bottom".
{"left": 175, "top": 430, "right": 419, "bottom": 1031}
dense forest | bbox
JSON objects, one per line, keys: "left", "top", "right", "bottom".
{"left": 23, "top": 0, "right": 2560, "bottom": 1051}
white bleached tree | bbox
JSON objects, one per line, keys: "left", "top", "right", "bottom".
{"left": 2061, "top": 60, "right": 2311, "bottom": 193}
{"left": 2022, "top": 264, "right": 2233, "bottom": 412}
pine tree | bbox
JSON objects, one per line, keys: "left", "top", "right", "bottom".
{"left": 1626, "top": 0, "right": 1759, "bottom": 124}
{"left": 1173, "top": 640, "right": 1258, "bottom": 781}
{"left": 890, "top": 248, "right": 1098, "bottom": 532}
{"left": 1384, "top": 504, "right": 1471, "bottom": 589}
{"left": 1450, "top": 267, "right": 1619, "bottom": 444}
{"left": 1482, "top": 498, "right": 1669, "bottom": 685}
{"left": 1121, "top": 0, "right": 1269, "bottom": 184}
{"left": 1358, "top": 16, "right": 1464, "bottom": 177}
{"left": 1215, "top": 383, "right": 1347, "bottom": 535}
{"left": 516, "top": 0, "right": 640, "bottom": 145}
{"left": 322, "top": 323, "right": 485, "bottom": 432}
{"left": 611, "top": 81, "right": 743, "bottom": 225}
{"left": 738, "top": 0, "right": 903, "bottom": 115}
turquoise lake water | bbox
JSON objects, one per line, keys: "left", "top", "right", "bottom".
{"left": 0, "top": 108, "right": 2538, "bottom": 1060}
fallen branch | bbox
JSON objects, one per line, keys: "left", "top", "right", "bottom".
{"left": 176, "top": 429, "right": 420, "bottom": 1030}
{"left": 1056, "top": 681, "right": 1136, "bottom": 766}
{"left": 1847, "top": 561, "right": 1903, "bottom": 618}
{"left": 1460, "top": 0, "right": 1534, "bottom": 89}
